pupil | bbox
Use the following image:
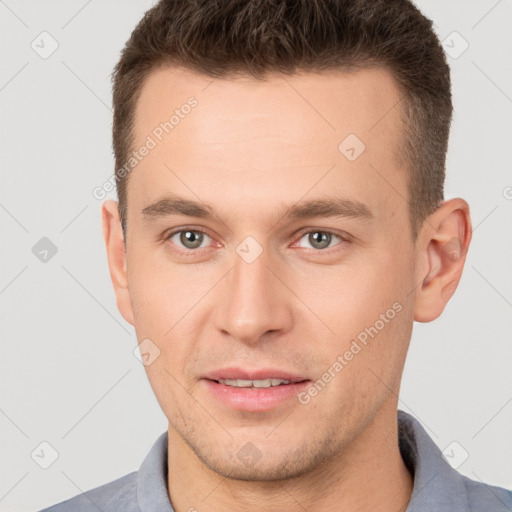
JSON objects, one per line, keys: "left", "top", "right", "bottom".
{"left": 182, "top": 230, "right": 202, "bottom": 248}
{"left": 310, "top": 231, "right": 330, "bottom": 249}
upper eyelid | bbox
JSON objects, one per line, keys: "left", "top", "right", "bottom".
{"left": 294, "top": 227, "right": 347, "bottom": 240}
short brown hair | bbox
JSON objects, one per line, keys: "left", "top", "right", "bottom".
{"left": 112, "top": 0, "right": 452, "bottom": 239}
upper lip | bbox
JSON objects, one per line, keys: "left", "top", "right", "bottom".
{"left": 203, "top": 368, "right": 309, "bottom": 383}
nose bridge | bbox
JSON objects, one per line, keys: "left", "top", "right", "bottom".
{"left": 215, "top": 243, "right": 292, "bottom": 343}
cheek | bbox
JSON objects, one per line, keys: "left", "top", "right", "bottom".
{"left": 296, "top": 255, "right": 405, "bottom": 327}
{"left": 128, "top": 281, "right": 173, "bottom": 337}
{"left": 127, "top": 252, "right": 196, "bottom": 333}
{"left": 127, "top": 256, "right": 206, "bottom": 368}
{"left": 290, "top": 250, "right": 413, "bottom": 371}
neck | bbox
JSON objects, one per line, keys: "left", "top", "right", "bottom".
{"left": 167, "top": 404, "right": 413, "bottom": 512}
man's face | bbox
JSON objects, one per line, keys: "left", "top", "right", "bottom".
{"left": 123, "top": 66, "right": 419, "bottom": 479}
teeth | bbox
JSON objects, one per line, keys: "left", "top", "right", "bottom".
{"left": 218, "top": 378, "right": 291, "bottom": 388}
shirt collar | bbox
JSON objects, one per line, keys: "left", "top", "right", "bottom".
{"left": 136, "top": 410, "right": 470, "bottom": 512}
{"left": 137, "top": 432, "right": 174, "bottom": 512}
{"left": 398, "top": 410, "right": 469, "bottom": 511}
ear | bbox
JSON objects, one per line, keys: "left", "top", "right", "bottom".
{"left": 101, "top": 200, "right": 135, "bottom": 326}
{"left": 414, "top": 198, "right": 472, "bottom": 322}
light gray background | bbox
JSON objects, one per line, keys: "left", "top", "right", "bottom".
{"left": 1, "top": 1, "right": 511, "bottom": 511}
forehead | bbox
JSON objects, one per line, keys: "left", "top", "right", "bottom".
{"left": 134, "top": 64, "right": 403, "bottom": 146}
{"left": 128, "top": 65, "right": 407, "bottom": 227}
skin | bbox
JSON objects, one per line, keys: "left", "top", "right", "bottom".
{"left": 102, "top": 65, "right": 471, "bottom": 511}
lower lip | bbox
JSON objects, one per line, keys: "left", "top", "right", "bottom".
{"left": 202, "top": 379, "right": 310, "bottom": 412}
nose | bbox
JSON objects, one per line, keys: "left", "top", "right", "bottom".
{"left": 214, "top": 246, "right": 294, "bottom": 345}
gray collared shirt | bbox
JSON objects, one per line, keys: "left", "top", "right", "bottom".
{"left": 40, "top": 410, "right": 512, "bottom": 511}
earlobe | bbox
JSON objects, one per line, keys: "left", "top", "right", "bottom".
{"left": 414, "top": 199, "right": 472, "bottom": 323}
{"left": 101, "top": 200, "right": 135, "bottom": 326}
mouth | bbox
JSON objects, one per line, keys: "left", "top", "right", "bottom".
{"left": 213, "top": 377, "right": 302, "bottom": 388}
{"left": 202, "top": 368, "right": 309, "bottom": 383}
{"left": 201, "top": 368, "right": 311, "bottom": 411}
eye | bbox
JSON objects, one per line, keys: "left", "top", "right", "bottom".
{"left": 163, "top": 227, "right": 349, "bottom": 254}
{"left": 295, "top": 230, "right": 345, "bottom": 251}
{"left": 166, "top": 229, "right": 212, "bottom": 251}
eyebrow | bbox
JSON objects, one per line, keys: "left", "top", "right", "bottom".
{"left": 141, "top": 195, "right": 373, "bottom": 224}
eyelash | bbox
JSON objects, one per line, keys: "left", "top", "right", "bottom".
{"left": 163, "top": 227, "right": 349, "bottom": 255}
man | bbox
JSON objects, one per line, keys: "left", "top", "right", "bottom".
{"left": 41, "top": 0, "right": 511, "bottom": 510}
